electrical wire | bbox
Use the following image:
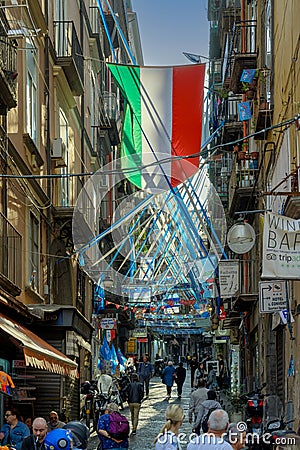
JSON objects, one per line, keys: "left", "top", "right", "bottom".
{"left": 0, "top": 115, "right": 298, "bottom": 180}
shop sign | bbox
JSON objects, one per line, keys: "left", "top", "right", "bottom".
{"left": 137, "top": 338, "right": 148, "bottom": 343}
{"left": 262, "top": 212, "right": 300, "bottom": 279}
{"left": 133, "top": 329, "right": 147, "bottom": 338}
{"left": 100, "top": 318, "right": 116, "bottom": 329}
{"left": 12, "top": 360, "right": 26, "bottom": 368}
{"left": 259, "top": 280, "right": 289, "bottom": 313}
{"left": 219, "top": 260, "right": 239, "bottom": 298}
{"left": 127, "top": 338, "right": 136, "bottom": 353}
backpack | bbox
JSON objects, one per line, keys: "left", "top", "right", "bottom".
{"left": 109, "top": 412, "right": 130, "bottom": 440}
{"left": 201, "top": 406, "right": 219, "bottom": 433}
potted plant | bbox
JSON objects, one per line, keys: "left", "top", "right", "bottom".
{"left": 242, "top": 82, "right": 256, "bottom": 100}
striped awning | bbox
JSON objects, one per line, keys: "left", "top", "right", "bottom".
{"left": 0, "top": 313, "right": 78, "bottom": 378}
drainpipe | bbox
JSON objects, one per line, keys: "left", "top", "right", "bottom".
{"left": 45, "top": 0, "right": 51, "bottom": 302}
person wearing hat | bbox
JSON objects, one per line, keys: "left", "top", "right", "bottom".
{"left": 162, "top": 361, "right": 176, "bottom": 399}
{"left": 47, "top": 411, "right": 65, "bottom": 432}
{"left": 97, "top": 403, "right": 129, "bottom": 449}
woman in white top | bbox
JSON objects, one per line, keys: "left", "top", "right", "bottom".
{"left": 154, "top": 404, "right": 184, "bottom": 450}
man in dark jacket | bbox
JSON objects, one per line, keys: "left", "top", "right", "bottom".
{"left": 137, "top": 355, "right": 154, "bottom": 398}
{"left": 174, "top": 362, "right": 186, "bottom": 399}
{"left": 21, "top": 418, "right": 48, "bottom": 450}
{"left": 125, "top": 374, "right": 144, "bottom": 435}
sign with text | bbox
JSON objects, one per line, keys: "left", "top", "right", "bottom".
{"left": 219, "top": 260, "right": 239, "bottom": 298}
{"left": 100, "top": 318, "right": 117, "bottom": 329}
{"left": 259, "top": 280, "right": 289, "bottom": 313}
{"left": 262, "top": 212, "right": 300, "bottom": 279}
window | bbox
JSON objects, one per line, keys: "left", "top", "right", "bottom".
{"left": 29, "top": 212, "right": 39, "bottom": 291}
{"left": 26, "top": 43, "right": 38, "bottom": 143}
{"left": 59, "top": 108, "right": 69, "bottom": 206}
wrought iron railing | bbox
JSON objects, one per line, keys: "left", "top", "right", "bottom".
{"left": 0, "top": 36, "right": 18, "bottom": 97}
{"left": 53, "top": 21, "right": 84, "bottom": 83}
{"left": 0, "top": 212, "right": 22, "bottom": 287}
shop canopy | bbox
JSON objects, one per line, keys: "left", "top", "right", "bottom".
{"left": 0, "top": 313, "right": 78, "bottom": 378}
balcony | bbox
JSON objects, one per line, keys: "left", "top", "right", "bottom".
{"left": 0, "top": 212, "right": 22, "bottom": 291}
{"left": 233, "top": 258, "right": 259, "bottom": 311}
{"left": 53, "top": 21, "right": 84, "bottom": 96}
{"left": 228, "top": 157, "right": 258, "bottom": 216}
{"left": 229, "top": 20, "right": 257, "bottom": 93}
{"left": 100, "top": 92, "right": 122, "bottom": 146}
{"left": 89, "top": 6, "right": 105, "bottom": 59}
{"left": 221, "top": 0, "right": 241, "bottom": 32}
{"left": 221, "top": 95, "right": 243, "bottom": 149}
{"left": 0, "top": 37, "right": 18, "bottom": 111}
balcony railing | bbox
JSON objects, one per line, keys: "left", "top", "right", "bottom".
{"left": 53, "top": 21, "right": 84, "bottom": 95}
{"left": 0, "top": 212, "right": 22, "bottom": 288}
{"left": 0, "top": 37, "right": 17, "bottom": 109}
{"left": 228, "top": 156, "right": 258, "bottom": 215}
{"left": 227, "top": 20, "right": 257, "bottom": 93}
{"left": 100, "top": 92, "right": 122, "bottom": 145}
{"left": 53, "top": 175, "right": 79, "bottom": 209}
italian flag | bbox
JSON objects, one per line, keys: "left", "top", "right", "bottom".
{"left": 108, "top": 63, "right": 205, "bottom": 191}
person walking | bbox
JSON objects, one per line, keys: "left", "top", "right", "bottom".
{"left": 21, "top": 418, "right": 48, "bottom": 450}
{"left": 47, "top": 411, "right": 65, "bottom": 431}
{"left": 97, "top": 402, "right": 129, "bottom": 450}
{"left": 0, "top": 408, "right": 30, "bottom": 450}
{"left": 187, "top": 409, "right": 231, "bottom": 450}
{"left": 137, "top": 355, "right": 154, "bottom": 398}
{"left": 190, "top": 354, "right": 198, "bottom": 389}
{"left": 162, "top": 361, "right": 176, "bottom": 399}
{"left": 193, "top": 390, "right": 222, "bottom": 434}
{"left": 217, "top": 354, "right": 226, "bottom": 390}
{"left": 154, "top": 404, "right": 184, "bottom": 450}
{"left": 194, "top": 362, "right": 208, "bottom": 387}
{"left": 174, "top": 362, "right": 186, "bottom": 399}
{"left": 207, "top": 367, "right": 218, "bottom": 390}
{"left": 125, "top": 373, "right": 144, "bottom": 435}
{"left": 188, "top": 379, "right": 209, "bottom": 425}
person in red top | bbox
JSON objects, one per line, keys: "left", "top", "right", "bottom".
{"left": 0, "top": 365, "right": 15, "bottom": 394}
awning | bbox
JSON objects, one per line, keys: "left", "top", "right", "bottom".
{"left": 0, "top": 313, "right": 78, "bottom": 378}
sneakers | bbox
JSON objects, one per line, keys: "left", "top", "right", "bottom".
{"left": 132, "top": 430, "right": 137, "bottom": 435}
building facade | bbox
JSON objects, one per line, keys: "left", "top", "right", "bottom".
{"left": 207, "top": 0, "right": 300, "bottom": 424}
{"left": 0, "top": 0, "right": 141, "bottom": 421}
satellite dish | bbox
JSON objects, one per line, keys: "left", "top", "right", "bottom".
{"left": 227, "top": 222, "right": 256, "bottom": 254}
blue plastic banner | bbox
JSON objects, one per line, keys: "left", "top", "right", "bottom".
{"left": 240, "top": 69, "right": 257, "bottom": 83}
{"left": 238, "top": 102, "right": 252, "bottom": 121}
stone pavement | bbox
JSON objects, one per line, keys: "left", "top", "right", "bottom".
{"left": 88, "top": 371, "right": 193, "bottom": 449}
{"left": 88, "top": 371, "right": 234, "bottom": 450}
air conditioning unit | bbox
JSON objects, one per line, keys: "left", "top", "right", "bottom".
{"left": 51, "top": 138, "right": 67, "bottom": 166}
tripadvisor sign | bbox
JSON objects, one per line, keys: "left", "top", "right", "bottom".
{"left": 262, "top": 212, "right": 300, "bottom": 279}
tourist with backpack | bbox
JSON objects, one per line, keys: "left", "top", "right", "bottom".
{"left": 97, "top": 402, "right": 129, "bottom": 449}
{"left": 193, "top": 390, "right": 222, "bottom": 435}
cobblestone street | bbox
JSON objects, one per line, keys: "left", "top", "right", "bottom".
{"left": 88, "top": 371, "right": 196, "bottom": 449}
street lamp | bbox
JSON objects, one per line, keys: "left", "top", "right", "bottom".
{"left": 183, "top": 52, "right": 211, "bottom": 63}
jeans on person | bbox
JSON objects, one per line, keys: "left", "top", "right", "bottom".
{"left": 129, "top": 402, "right": 141, "bottom": 431}
{"left": 140, "top": 375, "right": 150, "bottom": 396}
{"left": 166, "top": 385, "right": 172, "bottom": 396}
